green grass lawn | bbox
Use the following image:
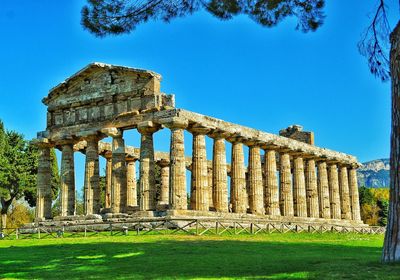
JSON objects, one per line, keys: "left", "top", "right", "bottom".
{"left": 0, "top": 233, "right": 399, "bottom": 279}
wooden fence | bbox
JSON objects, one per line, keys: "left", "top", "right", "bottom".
{"left": 0, "top": 219, "right": 385, "bottom": 240}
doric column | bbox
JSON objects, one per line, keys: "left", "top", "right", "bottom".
{"left": 126, "top": 158, "right": 138, "bottom": 207}
{"left": 305, "top": 159, "right": 319, "bottom": 218}
{"left": 247, "top": 144, "right": 264, "bottom": 215}
{"left": 328, "top": 163, "right": 341, "bottom": 219}
{"left": 349, "top": 166, "right": 362, "bottom": 221}
{"left": 293, "top": 156, "right": 307, "bottom": 217}
{"left": 208, "top": 166, "right": 214, "bottom": 210}
{"left": 211, "top": 134, "right": 228, "bottom": 212}
{"left": 317, "top": 161, "right": 331, "bottom": 219}
{"left": 158, "top": 159, "right": 170, "bottom": 206}
{"left": 163, "top": 119, "right": 188, "bottom": 210}
{"left": 84, "top": 136, "right": 100, "bottom": 215}
{"left": 60, "top": 144, "right": 75, "bottom": 216}
{"left": 264, "top": 149, "right": 280, "bottom": 216}
{"left": 245, "top": 171, "right": 250, "bottom": 211}
{"left": 105, "top": 155, "right": 112, "bottom": 208}
{"left": 138, "top": 121, "right": 159, "bottom": 211}
{"left": 106, "top": 128, "right": 127, "bottom": 214}
{"left": 35, "top": 142, "right": 52, "bottom": 220}
{"left": 339, "top": 165, "right": 352, "bottom": 220}
{"left": 190, "top": 126, "right": 210, "bottom": 211}
{"left": 280, "top": 152, "right": 294, "bottom": 216}
{"left": 229, "top": 141, "right": 247, "bottom": 214}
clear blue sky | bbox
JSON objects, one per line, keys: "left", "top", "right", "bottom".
{"left": 0, "top": 1, "right": 395, "bottom": 191}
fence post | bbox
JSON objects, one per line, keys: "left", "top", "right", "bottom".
{"left": 84, "top": 225, "right": 87, "bottom": 238}
{"left": 16, "top": 228, "right": 19, "bottom": 240}
{"left": 38, "top": 227, "right": 41, "bottom": 239}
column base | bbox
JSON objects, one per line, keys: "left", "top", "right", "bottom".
{"left": 26, "top": 210, "right": 369, "bottom": 229}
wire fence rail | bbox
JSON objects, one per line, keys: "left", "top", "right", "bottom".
{"left": 0, "top": 219, "right": 386, "bottom": 240}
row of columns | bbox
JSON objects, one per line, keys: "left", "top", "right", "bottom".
{"left": 36, "top": 120, "right": 361, "bottom": 222}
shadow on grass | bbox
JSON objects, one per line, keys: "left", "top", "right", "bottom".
{"left": 0, "top": 238, "right": 399, "bottom": 279}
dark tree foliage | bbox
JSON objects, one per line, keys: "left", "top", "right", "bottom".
{"left": 359, "top": 0, "right": 391, "bottom": 81}
{"left": 81, "top": 0, "right": 325, "bottom": 37}
{"left": 359, "top": 186, "right": 374, "bottom": 205}
{"left": 378, "top": 199, "right": 389, "bottom": 226}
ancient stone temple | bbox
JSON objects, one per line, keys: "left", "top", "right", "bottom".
{"left": 34, "top": 63, "right": 363, "bottom": 227}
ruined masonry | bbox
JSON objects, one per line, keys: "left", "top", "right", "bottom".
{"left": 34, "top": 63, "right": 363, "bottom": 226}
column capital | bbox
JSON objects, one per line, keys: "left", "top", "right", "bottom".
{"left": 226, "top": 134, "right": 245, "bottom": 144}
{"left": 187, "top": 124, "right": 211, "bottom": 135}
{"left": 260, "top": 143, "right": 279, "bottom": 151}
{"left": 314, "top": 156, "right": 328, "bottom": 163}
{"left": 337, "top": 162, "right": 351, "bottom": 168}
{"left": 327, "top": 161, "right": 339, "bottom": 166}
{"left": 126, "top": 156, "right": 138, "bottom": 163}
{"left": 156, "top": 159, "right": 170, "bottom": 167}
{"left": 103, "top": 151, "right": 113, "bottom": 160}
{"left": 32, "top": 138, "right": 54, "bottom": 149}
{"left": 350, "top": 162, "right": 361, "bottom": 169}
{"left": 137, "top": 121, "right": 161, "bottom": 134}
{"left": 243, "top": 138, "right": 263, "bottom": 147}
{"left": 101, "top": 127, "right": 123, "bottom": 138}
{"left": 208, "top": 129, "right": 230, "bottom": 140}
{"left": 159, "top": 117, "right": 188, "bottom": 129}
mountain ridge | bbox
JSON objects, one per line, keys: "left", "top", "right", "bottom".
{"left": 357, "top": 158, "right": 389, "bottom": 188}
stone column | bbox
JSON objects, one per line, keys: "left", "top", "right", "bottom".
{"left": 190, "top": 127, "right": 210, "bottom": 211}
{"left": 60, "top": 144, "right": 75, "bottom": 217}
{"left": 328, "top": 163, "right": 341, "bottom": 219}
{"left": 208, "top": 166, "right": 214, "bottom": 210}
{"left": 317, "top": 161, "right": 331, "bottom": 219}
{"left": 230, "top": 141, "right": 247, "bottom": 214}
{"left": 105, "top": 155, "right": 112, "bottom": 209}
{"left": 212, "top": 136, "right": 228, "bottom": 212}
{"left": 126, "top": 158, "right": 138, "bottom": 207}
{"left": 305, "top": 159, "right": 319, "bottom": 218}
{"left": 339, "top": 165, "right": 352, "bottom": 220}
{"left": 158, "top": 159, "right": 170, "bottom": 206}
{"left": 349, "top": 166, "right": 362, "bottom": 221}
{"left": 138, "top": 122, "right": 159, "bottom": 211}
{"left": 84, "top": 136, "right": 100, "bottom": 215}
{"left": 35, "top": 143, "right": 52, "bottom": 220}
{"left": 264, "top": 149, "right": 280, "bottom": 216}
{"left": 165, "top": 119, "right": 188, "bottom": 210}
{"left": 247, "top": 144, "right": 264, "bottom": 215}
{"left": 280, "top": 152, "right": 294, "bottom": 216}
{"left": 293, "top": 156, "right": 307, "bottom": 217}
{"left": 111, "top": 129, "right": 127, "bottom": 213}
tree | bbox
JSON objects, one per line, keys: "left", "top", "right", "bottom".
{"left": 81, "top": 0, "right": 325, "bottom": 37}
{"left": 357, "top": 0, "right": 400, "bottom": 263}
{"left": 0, "top": 129, "right": 36, "bottom": 228}
{"left": 0, "top": 122, "right": 60, "bottom": 229}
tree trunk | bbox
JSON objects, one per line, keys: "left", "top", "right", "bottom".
{"left": 0, "top": 197, "right": 13, "bottom": 229}
{"left": 383, "top": 21, "right": 400, "bottom": 263}
{"left": 1, "top": 213, "right": 6, "bottom": 229}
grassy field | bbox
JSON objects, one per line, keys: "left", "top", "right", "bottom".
{"left": 0, "top": 233, "right": 399, "bottom": 279}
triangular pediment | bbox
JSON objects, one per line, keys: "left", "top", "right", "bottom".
{"left": 43, "top": 63, "right": 174, "bottom": 130}
{"left": 44, "top": 62, "right": 162, "bottom": 109}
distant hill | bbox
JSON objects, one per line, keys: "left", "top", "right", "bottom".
{"left": 357, "top": 159, "right": 390, "bottom": 188}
